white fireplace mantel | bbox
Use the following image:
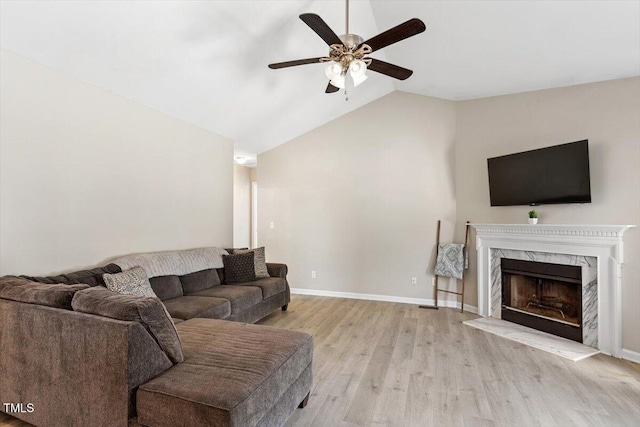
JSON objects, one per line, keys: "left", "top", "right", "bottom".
{"left": 471, "top": 223, "right": 635, "bottom": 357}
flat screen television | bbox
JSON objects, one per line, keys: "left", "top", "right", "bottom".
{"left": 487, "top": 140, "right": 591, "bottom": 206}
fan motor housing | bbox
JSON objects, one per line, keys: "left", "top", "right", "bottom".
{"left": 339, "top": 33, "right": 364, "bottom": 49}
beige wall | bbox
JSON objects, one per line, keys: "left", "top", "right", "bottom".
{"left": 259, "top": 91, "right": 458, "bottom": 300}
{"left": 0, "top": 49, "right": 234, "bottom": 275}
{"left": 455, "top": 77, "right": 640, "bottom": 352}
{"left": 258, "top": 78, "right": 639, "bottom": 353}
{"left": 233, "top": 164, "right": 252, "bottom": 248}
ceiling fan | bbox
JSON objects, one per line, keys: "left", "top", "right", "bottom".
{"left": 268, "top": 0, "right": 426, "bottom": 94}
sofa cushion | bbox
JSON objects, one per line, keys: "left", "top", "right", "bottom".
{"left": 235, "top": 247, "right": 270, "bottom": 279}
{"left": 222, "top": 252, "right": 256, "bottom": 284}
{"left": 240, "top": 277, "right": 287, "bottom": 299}
{"left": 0, "top": 276, "right": 89, "bottom": 309}
{"left": 21, "top": 263, "right": 122, "bottom": 287}
{"left": 71, "top": 287, "right": 184, "bottom": 364}
{"left": 137, "top": 318, "right": 313, "bottom": 427}
{"left": 149, "top": 275, "right": 183, "bottom": 301}
{"left": 189, "top": 285, "right": 262, "bottom": 314}
{"left": 162, "top": 296, "right": 231, "bottom": 320}
{"left": 103, "top": 266, "right": 156, "bottom": 298}
{"left": 179, "top": 268, "right": 220, "bottom": 294}
{"left": 65, "top": 264, "right": 122, "bottom": 286}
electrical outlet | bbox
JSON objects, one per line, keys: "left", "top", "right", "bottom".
{"left": 269, "top": 221, "right": 275, "bottom": 229}
{"left": 311, "top": 271, "right": 317, "bottom": 279}
{"left": 411, "top": 277, "right": 417, "bottom": 285}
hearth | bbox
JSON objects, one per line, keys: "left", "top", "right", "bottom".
{"left": 501, "top": 258, "right": 582, "bottom": 342}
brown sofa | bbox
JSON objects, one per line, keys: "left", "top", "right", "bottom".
{"left": 0, "top": 249, "right": 313, "bottom": 427}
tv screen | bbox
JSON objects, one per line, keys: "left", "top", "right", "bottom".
{"left": 487, "top": 140, "right": 591, "bottom": 206}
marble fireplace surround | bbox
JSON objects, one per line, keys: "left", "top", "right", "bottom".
{"left": 472, "top": 224, "right": 635, "bottom": 358}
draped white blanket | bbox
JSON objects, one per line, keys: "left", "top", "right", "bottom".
{"left": 111, "top": 247, "right": 229, "bottom": 278}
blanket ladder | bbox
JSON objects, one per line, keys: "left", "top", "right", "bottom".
{"left": 420, "top": 220, "right": 470, "bottom": 313}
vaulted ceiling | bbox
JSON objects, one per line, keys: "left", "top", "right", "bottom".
{"left": 2, "top": 1, "right": 639, "bottom": 165}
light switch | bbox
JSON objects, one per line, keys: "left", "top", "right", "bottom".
{"left": 269, "top": 221, "right": 274, "bottom": 229}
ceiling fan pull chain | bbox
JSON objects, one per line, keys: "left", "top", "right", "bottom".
{"left": 345, "top": 88, "right": 348, "bottom": 102}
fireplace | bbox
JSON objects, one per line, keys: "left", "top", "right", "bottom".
{"left": 472, "top": 224, "right": 634, "bottom": 357}
{"left": 501, "top": 259, "right": 582, "bottom": 342}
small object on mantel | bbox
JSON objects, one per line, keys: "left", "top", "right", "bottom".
{"left": 528, "top": 210, "right": 539, "bottom": 224}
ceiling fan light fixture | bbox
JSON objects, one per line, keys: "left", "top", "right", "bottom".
{"left": 330, "top": 74, "right": 346, "bottom": 89}
{"left": 351, "top": 73, "right": 368, "bottom": 87}
{"left": 325, "top": 63, "right": 343, "bottom": 79}
{"left": 325, "top": 63, "right": 346, "bottom": 88}
{"left": 349, "top": 60, "right": 368, "bottom": 87}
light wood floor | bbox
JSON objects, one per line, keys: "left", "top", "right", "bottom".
{"left": 262, "top": 295, "right": 640, "bottom": 427}
{"left": 2, "top": 295, "right": 639, "bottom": 427}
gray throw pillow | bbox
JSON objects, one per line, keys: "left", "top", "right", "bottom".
{"left": 222, "top": 252, "right": 256, "bottom": 283}
{"left": 72, "top": 286, "right": 184, "bottom": 364}
{"left": 235, "top": 247, "right": 270, "bottom": 279}
{"left": 103, "top": 266, "right": 157, "bottom": 298}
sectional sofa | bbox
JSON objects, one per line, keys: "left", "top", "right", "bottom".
{"left": 0, "top": 248, "right": 313, "bottom": 427}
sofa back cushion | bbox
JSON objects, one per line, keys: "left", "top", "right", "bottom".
{"left": 72, "top": 287, "right": 184, "bottom": 364}
{"left": 149, "top": 275, "right": 183, "bottom": 300}
{"left": 179, "top": 268, "right": 220, "bottom": 294}
{"left": 21, "top": 263, "right": 122, "bottom": 287}
{"left": 0, "top": 276, "right": 89, "bottom": 309}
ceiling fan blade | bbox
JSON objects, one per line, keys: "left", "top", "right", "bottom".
{"left": 360, "top": 18, "right": 426, "bottom": 52}
{"left": 367, "top": 59, "right": 413, "bottom": 80}
{"left": 325, "top": 82, "right": 340, "bottom": 93}
{"left": 300, "top": 13, "right": 343, "bottom": 46}
{"left": 268, "top": 57, "right": 324, "bottom": 69}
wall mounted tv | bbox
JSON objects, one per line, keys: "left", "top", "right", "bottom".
{"left": 487, "top": 140, "right": 591, "bottom": 206}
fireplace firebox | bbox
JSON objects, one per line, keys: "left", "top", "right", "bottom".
{"left": 501, "top": 258, "right": 582, "bottom": 342}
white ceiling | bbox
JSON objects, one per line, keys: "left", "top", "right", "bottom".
{"left": 2, "top": 1, "right": 639, "bottom": 164}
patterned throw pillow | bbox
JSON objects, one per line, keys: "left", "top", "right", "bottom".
{"left": 103, "top": 266, "right": 157, "bottom": 298}
{"left": 222, "top": 252, "right": 256, "bottom": 284}
{"left": 235, "top": 247, "right": 270, "bottom": 279}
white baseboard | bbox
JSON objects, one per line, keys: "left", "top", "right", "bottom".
{"left": 290, "top": 287, "right": 478, "bottom": 314}
{"left": 620, "top": 348, "right": 640, "bottom": 364}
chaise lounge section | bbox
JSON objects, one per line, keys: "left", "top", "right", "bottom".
{"left": 137, "top": 319, "right": 313, "bottom": 427}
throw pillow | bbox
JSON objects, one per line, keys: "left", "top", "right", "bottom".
{"left": 72, "top": 286, "right": 184, "bottom": 364}
{"left": 222, "top": 252, "right": 256, "bottom": 283}
{"left": 103, "top": 266, "right": 157, "bottom": 298}
{"left": 235, "top": 247, "right": 270, "bottom": 279}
